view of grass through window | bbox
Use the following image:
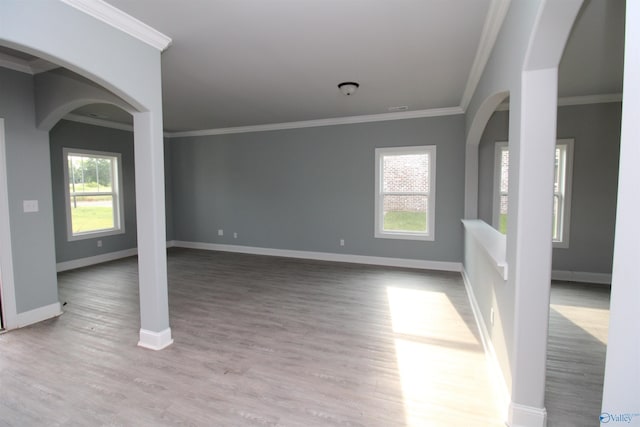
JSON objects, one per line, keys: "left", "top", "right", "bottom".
{"left": 66, "top": 152, "right": 119, "bottom": 236}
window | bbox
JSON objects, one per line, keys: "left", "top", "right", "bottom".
{"left": 493, "top": 139, "right": 574, "bottom": 247}
{"left": 375, "top": 146, "right": 436, "bottom": 241}
{"left": 63, "top": 148, "right": 124, "bottom": 241}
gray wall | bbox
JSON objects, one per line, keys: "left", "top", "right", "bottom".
{"left": 49, "top": 120, "right": 138, "bottom": 262}
{"left": 171, "top": 115, "right": 466, "bottom": 262}
{"left": 49, "top": 121, "right": 176, "bottom": 263}
{"left": 0, "top": 67, "right": 58, "bottom": 313}
{"left": 478, "top": 103, "right": 621, "bottom": 274}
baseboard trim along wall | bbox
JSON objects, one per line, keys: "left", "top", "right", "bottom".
{"left": 508, "top": 402, "right": 547, "bottom": 427}
{"left": 17, "top": 302, "right": 62, "bottom": 328}
{"left": 56, "top": 242, "right": 178, "bottom": 272}
{"left": 172, "top": 241, "right": 463, "bottom": 272}
{"left": 461, "top": 268, "right": 510, "bottom": 417}
{"left": 551, "top": 270, "right": 612, "bottom": 285}
{"left": 138, "top": 327, "right": 174, "bottom": 350}
{"left": 56, "top": 248, "right": 138, "bottom": 272}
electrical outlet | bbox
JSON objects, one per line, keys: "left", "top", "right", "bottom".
{"left": 218, "top": 229, "right": 224, "bottom": 236}
{"left": 97, "top": 240, "right": 102, "bottom": 248}
{"left": 23, "top": 200, "right": 39, "bottom": 213}
{"left": 233, "top": 232, "right": 238, "bottom": 239}
{"left": 340, "top": 239, "right": 345, "bottom": 247}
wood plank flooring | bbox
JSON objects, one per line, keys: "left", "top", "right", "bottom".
{"left": 1, "top": 249, "right": 503, "bottom": 426}
{"left": 0, "top": 249, "right": 609, "bottom": 426}
{"left": 546, "top": 281, "right": 610, "bottom": 427}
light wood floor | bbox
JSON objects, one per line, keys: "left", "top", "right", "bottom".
{"left": 1, "top": 249, "right": 503, "bottom": 426}
{"left": 546, "top": 281, "right": 610, "bottom": 427}
{"left": 0, "top": 249, "right": 609, "bottom": 426}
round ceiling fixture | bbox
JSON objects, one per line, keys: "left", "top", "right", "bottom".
{"left": 338, "top": 82, "right": 360, "bottom": 96}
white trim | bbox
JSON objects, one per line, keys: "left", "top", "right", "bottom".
{"left": 166, "top": 107, "right": 464, "bottom": 138}
{"left": 374, "top": 145, "right": 436, "bottom": 241}
{"left": 138, "top": 327, "right": 173, "bottom": 350}
{"left": 0, "top": 119, "right": 18, "bottom": 330}
{"left": 166, "top": 240, "right": 176, "bottom": 248}
{"left": 63, "top": 115, "right": 134, "bottom": 132}
{"left": 56, "top": 248, "right": 138, "bottom": 272}
{"left": 492, "top": 140, "right": 574, "bottom": 248}
{"left": 173, "top": 241, "right": 462, "bottom": 272}
{"left": 61, "top": 0, "right": 172, "bottom": 51}
{"left": 63, "top": 148, "right": 125, "bottom": 241}
{"left": 461, "top": 219, "right": 508, "bottom": 279}
{"left": 551, "top": 270, "right": 611, "bottom": 285}
{"left": 492, "top": 141, "right": 509, "bottom": 230}
{"left": 0, "top": 53, "right": 33, "bottom": 74}
{"left": 460, "top": 0, "right": 512, "bottom": 110}
{"left": 0, "top": 53, "right": 59, "bottom": 75}
{"left": 461, "top": 268, "right": 510, "bottom": 418}
{"left": 553, "top": 139, "right": 574, "bottom": 248}
{"left": 496, "top": 93, "right": 623, "bottom": 111}
{"left": 507, "top": 402, "right": 547, "bottom": 427}
{"left": 16, "top": 302, "right": 62, "bottom": 328}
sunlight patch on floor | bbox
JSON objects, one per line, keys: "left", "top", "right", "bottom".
{"left": 551, "top": 304, "right": 609, "bottom": 344}
{"left": 386, "top": 286, "right": 504, "bottom": 426}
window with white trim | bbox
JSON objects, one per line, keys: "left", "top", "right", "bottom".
{"left": 375, "top": 146, "right": 436, "bottom": 241}
{"left": 63, "top": 148, "right": 124, "bottom": 241}
{"left": 493, "top": 139, "right": 574, "bottom": 247}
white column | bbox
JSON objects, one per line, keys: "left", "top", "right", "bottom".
{"left": 133, "top": 111, "right": 172, "bottom": 350}
{"left": 506, "top": 68, "right": 558, "bottom": 426}
{"left": 600, "top": 1, "right": 640, "bottom": 423}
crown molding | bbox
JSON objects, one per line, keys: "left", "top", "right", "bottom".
{"left": 63, "top": 114, "right": 134, "bottom": 132}
{"left": 460, "top": 0, "right": 511, "bottom": 110}
{"left": 61, "top": 0, "right": 172, "bottom": 51}
{"left": 165, "top": 106, "right": 465, "bottom": 138}
{"left": 496, "top": 93, "right": 623, "bottom": 111}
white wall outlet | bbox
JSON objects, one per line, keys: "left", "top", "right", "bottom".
{"left": 233, "top": 232, "right": 238, "bottom": 239}
{"left": 23, "top": 200, "right": 39, "bottom": 213}
{"left": 97, "top": 240, "right": 102, "bottom": 248}
{"left": 340, "top": 239, "right": 345, "bottom": 247}
{"left": 218, "top": 229, "right": 224, "bottom": 236}
{"left": 490, "top": 307, "right": 495, "bottom": 326}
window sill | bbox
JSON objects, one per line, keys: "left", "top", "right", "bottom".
{"left": 375, "top": 231, "right": 434, "bottom": 241}
{"left": 68, "top": 228, "right": 125, "bottom": 242}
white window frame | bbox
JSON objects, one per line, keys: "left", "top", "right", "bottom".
{"left": 63, "top": 148, "right": 125, "bottom": 241}
{"left": 374, "top": 145, "right": 436, "bottom": 241}
{"left": 492, "top": 139, "right": 574, "bottom": 248}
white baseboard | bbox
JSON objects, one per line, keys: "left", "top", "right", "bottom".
{"left": 138, "top": 327, "right": 173, "bottom": 350}
{"left": 461, "top": 268, "right": 510, "bottom": 418}
{"left": 56, "top": 248, "right": 138, "bottom": 272}
{"left": 172, "top": 241, "right": 462, "bottom": 272}
{"left": 551, "top": 270, "right": 611, "bottom": 285}
{"left": 56, "top": 241, "right": 178, "bottom": 272}
{"left": 508, "top": 402, "right": 547, "bottom": 427}
{"left": 17, "top": 302, "right": 62, "bottom": 328}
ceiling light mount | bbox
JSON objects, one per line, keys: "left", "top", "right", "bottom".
{"left": 338, "top": 81, "right": 360, "bottom": 96}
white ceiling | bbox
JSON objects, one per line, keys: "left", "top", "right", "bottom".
{"left": 0, "top": 1, "right": 626, "bottom": 132}
{"left": 104, "top": 0, "right": 492, "bottom": 131}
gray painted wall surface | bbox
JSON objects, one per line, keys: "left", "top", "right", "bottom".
{"left": 478, "top": 103, "right": 621, "bottom": 274}
{"left": 49, "top": 120, "right": 137, "bottom": 262}
{"left": 164, "top": 137, "right": 174, "bottom": 241}
{"left": 0, "top": 67, "right": 58, "bottom": 313}
{"left": 171, "top": 116, "right": 466, "bottom": 262}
